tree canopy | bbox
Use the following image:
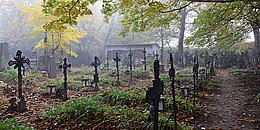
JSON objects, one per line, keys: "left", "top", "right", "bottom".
{"left": 41, "top": 0, "right": 260, "bottom": 49}
{"left": 18, "top": 3, "right": 86, "bottom": 57}
{"left": 186, "top": 1, "right": 260, "bottom": 48}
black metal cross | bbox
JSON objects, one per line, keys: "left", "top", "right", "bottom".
{"left": 146, "top": 59, "right": 164, "bottom": 130}
{"left": 113, "top": 52, "right": 121, "bottom": 81}
{"left": 155, "top": 51, "right": 159, "bottom": 60}
{"left": 105, "top": 54, "right": 109, "bottom": 70}
{"left": 168, "top": 53, "right": 177, "bottom": 130}
{"left": 91, "top": 56, "right": 100, "bottom": 90}
{"left": 59, "top": 58, "right": 71, "bottom": 101}
{"left": 8, "top": 50, "right": 30, "bottom": 99}
{"left": 143, "top": 48, "right": 147, "bottom": 71}
{"left": 129, "top": 49, "right": 133, "bottom": 79}
{"left": 192, "top": 53, "right": 199, "bottom": 106}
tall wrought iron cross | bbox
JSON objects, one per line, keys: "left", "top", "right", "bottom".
{"left": 8, "top": 50, "right": 30, "bottom": 99}
{"left": 91, "top": 56, "right": 100, "bottom": 89}
{"left": 129, "top": 49, "right": 133, "bottom": 79}
{"left": 143, "top": 48, "right": 147, "bottom": 71}
{"left": 113, "top": 52, "right": 121, "bottom": 81}
{"left": 59, "top": 58, "right": 71, "bottom": 101}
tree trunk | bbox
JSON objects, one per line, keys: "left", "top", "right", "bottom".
{"left": 178, "top": 7, "right": 187, "bottom": 67}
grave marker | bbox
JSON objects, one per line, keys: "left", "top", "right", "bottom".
{"left": 48, "top": 56, "right": 57, "bottom": 78}
{"left": 113, "top": 52, "right": 121, "bottom": 81}
{"left": 192, "top": 53, "right": 199, "bottom": 106}
{"left": 146, "top": 59, "right": 164, "bottom": 130}
{"left": 129, "top": 49, "right": 133, "bottom": 79}
{"left": 143, "top": 47, "right": 147, "bottom": 71}
{"left": 168, "top": 53, "right": 177, "bottom": 130}
{"left": 91, "top": 56, "right": 100, "bottom": 90}
{"left": 155, "top": 51, "right": 159, "bottom": 60}
{"left": 58, "top": 58, "right": 71, "bottom": 101}
{"left": 8, "top": 50, "right": 30, "bottom": 112}
{"left": 38, "top": 54, "right": 50, "bottom": 71}
{"left": 0, "top": 42, "right": 9, "bottom": 70}
{"left": 106, "top": 54, "right": 109, "bottom": 70}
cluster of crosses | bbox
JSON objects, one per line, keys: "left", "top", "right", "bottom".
{"left": 7, "top": 49, "right": 212, "bottom": 130}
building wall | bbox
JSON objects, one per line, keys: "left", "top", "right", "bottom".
{"left": 105, "top": 44, "right": 161, "bottom": 59}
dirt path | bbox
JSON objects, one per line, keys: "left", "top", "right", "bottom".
{"left": 193, "top": 69, "right": 260, "bottom": 129}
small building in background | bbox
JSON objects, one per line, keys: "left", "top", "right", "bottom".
{"left": 105, "top": 43, "right": 161, "bottom": 59}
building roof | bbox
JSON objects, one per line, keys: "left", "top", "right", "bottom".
{"left": 104, "top": 43, "right": 160, "bottom": 47}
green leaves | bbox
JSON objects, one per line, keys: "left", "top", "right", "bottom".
{"left": 0, "top": 118, "right": 32, "bottom": 130}
{"left": 186, "top": 1, "right": 257, "bottom": 47}
{"left": 101, "top": 0, "right": 183, "bottom": 37}
{"left": 43, "top": 0, "right": 97, "bottom": 29}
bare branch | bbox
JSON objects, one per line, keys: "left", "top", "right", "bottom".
{"left": 161, "top": 1, "right": 193, "bottom": 13}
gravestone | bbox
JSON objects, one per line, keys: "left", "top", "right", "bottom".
{"left": 38, "top": 54, "right": 50, "bottom": 71}
{"left": 48, "top": 56, "right": 57, "bottom": 78}
{"left": 0, "top": 42, "right": 9, "bottom": 70}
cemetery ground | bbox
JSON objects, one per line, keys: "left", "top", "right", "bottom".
{"left": 0, "top": 66, "right": 259, "bottom": 129}
{"left": 193, "top": 68, "right": 260, "bottom": 129}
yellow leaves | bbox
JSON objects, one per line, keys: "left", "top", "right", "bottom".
{"left": 16, "top": 3, "right": 59, "bottom": 32}
{"left": 17, "top": 2, "right": 87, "bottom": 57}
{"left": 120, "top": 0, "right": 134, "bottom": 8}
{"left": 231, "top": 42, "right": 253, "bottom": 55}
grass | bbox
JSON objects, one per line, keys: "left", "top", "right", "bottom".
{"left": 0, "top": 69, "right": 17, "bottom": 84}
{"left": 176, "top": 67, "right": 193, "bottom": 75}
{"left": 165, "top": 95, "right": 197, "bottom": 114}
{"left": 175, "top": 74, "right": 193, "bottom": 84}
{"left": 42, "top": 88, "right": 193, "bottom": 129}
{"left": 100, "top": 88, "right": 145, "bottom": 107}
{"left": 0, "top": 118, "right": 32, "bottom": 130}
{"left": 99, "top": 78, "right": 124, "bottom": 87}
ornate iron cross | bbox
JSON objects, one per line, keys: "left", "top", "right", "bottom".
{"left": 8, "top": 50, "right": 30, "bottom": 99}
{"left": 59, "top": 58, "right": 71, "bottom": 101}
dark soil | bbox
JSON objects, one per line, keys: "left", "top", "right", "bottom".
{"left": 193, "top": 69, "right": 260, "bottom": 129}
